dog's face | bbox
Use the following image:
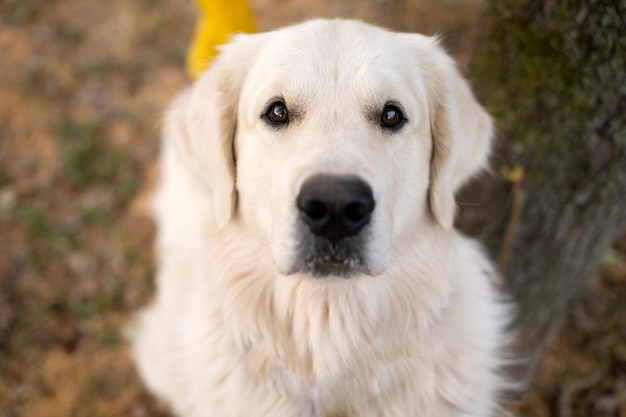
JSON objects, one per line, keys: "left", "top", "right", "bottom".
{"left": 168, "top": 20, "right": 492, "bottom": 279}
{"left": 235, "top": 23, "right": 435, "bottom": 277}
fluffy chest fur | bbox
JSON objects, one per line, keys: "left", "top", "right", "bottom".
{"left": 156, "top": 224, "right": 506, "bottom": 417}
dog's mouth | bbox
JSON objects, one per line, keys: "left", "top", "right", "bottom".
{"left": 293, "top": 235, "right": 369, "bottom": 278}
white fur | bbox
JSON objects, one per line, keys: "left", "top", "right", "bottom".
{"left": 133, "top": 19, "right": 510, "bottom": 417}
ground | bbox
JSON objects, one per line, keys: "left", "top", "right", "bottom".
{"left": 0, "top": 0, "right": 624, "bottom": 416}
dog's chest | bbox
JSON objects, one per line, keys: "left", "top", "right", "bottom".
{"left": 245, "top": 336, "right": 428, "bottom": 416}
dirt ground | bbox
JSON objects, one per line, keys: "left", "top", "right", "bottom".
{"left": 0, "top": 0, "right": 624, "bottom": 416}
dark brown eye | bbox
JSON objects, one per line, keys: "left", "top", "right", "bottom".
{"left": 265, "top": 102, "right": 289, "bottom": 125}
{"left": 380, "top": 105, "right": 405, "bottom": 130}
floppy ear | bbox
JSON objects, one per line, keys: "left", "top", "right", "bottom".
{"left": 164, "top": 34, "right": 265, "bottom": 229}
{"left": 426, "top": 42, "right": 494, "bottom": 230}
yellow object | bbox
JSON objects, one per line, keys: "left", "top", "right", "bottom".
{"left": 187, "top": 0, "right": 257, "bottom": 79}
{"left": 500, "top": 165, "right": 525, "bottom": 184}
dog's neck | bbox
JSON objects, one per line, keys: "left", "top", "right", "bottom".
{"left": 211, "top": 225, "right": 455, "bottom": 398}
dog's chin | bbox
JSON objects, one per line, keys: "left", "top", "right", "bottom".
{"left": 283, "top": 234, "right": 374, "bottom": 279}
{"left": 301, "top": 257, "right": 370, "bottom": 279}
{"left": 275, "top": 258, "right": 371, "bottom": 280}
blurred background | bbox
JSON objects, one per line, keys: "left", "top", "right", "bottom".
{"left": 0, "top": 1, "right": 624, "bottom": 416}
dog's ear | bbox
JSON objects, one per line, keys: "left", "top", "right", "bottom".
{"left": 164, "top": 34, "right": 265, "bottom": 229}
{"left": 425, "top": 41, "right": 494, "bottom": 230}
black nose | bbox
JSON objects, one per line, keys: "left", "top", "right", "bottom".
{"left": 296, "top": 174, "right": 375, "bottom": 243}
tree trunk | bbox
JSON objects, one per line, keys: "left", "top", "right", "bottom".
{"left": 458, "top": 0, "right": 626, "bottom": 390}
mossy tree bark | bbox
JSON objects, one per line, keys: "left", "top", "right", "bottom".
{"left": 460, "top": 0, "right": 626, "bottom": 389}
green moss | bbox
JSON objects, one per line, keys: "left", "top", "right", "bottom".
{"left": 473, "top": 0, "right": 626, "bottom": 185}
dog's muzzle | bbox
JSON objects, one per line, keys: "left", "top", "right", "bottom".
{"left": 294, "top": 174, "right": 375, "bottom": 277}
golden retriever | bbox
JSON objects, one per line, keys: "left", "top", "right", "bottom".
{"left": 133, "top": 19, "right": 510, "bottom": 417}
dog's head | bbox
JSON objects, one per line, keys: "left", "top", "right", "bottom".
{"left": 167, "top": 19, "right": 492, "bottom": 279}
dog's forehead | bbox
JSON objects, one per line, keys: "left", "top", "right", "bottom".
{"left": 247, "top": 20, "right": 432, "bottom": 100}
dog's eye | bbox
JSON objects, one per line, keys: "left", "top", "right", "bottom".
{"left": 380, "top": 105, "right": 405, "bottom": 130}
{"left": 265, "top": 102, "right": 290, "bottom": 126}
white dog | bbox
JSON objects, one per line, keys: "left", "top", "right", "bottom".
{"left": 133, "top": 19, "right": 510, "bottom": 417}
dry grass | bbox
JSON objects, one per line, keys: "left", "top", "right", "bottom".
{"left": 0, "top": 1, "right": 623, "bottom": 416}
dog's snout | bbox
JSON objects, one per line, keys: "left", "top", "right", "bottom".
{"left": 297, "top": 174, "right": 375, "bottom": 243}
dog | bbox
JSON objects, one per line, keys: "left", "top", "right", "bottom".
{"left": 133, "top": 19, "right": 510, "bottom": 417}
